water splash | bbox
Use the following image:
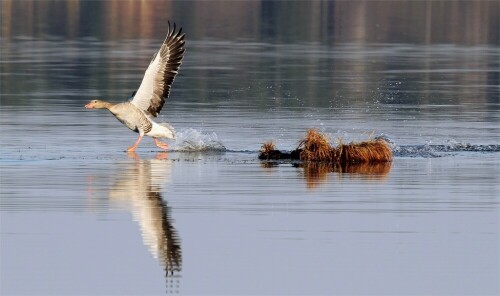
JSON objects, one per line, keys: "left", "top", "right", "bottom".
{"left": 393, "top": 142, "right": 500, "bottom": 158}
{"left": 366, "top": 135, "right": 499, "bottom": 158}
{"left": 172, "top": 129, "right": 226, "bottom": 152}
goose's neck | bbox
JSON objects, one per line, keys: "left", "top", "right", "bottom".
{"left": 101, "top": 101, "right": 114, "bottom": 110}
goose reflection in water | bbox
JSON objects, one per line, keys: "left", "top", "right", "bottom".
{"left": 108, "top": 151, "right": 181, "bottom": 279}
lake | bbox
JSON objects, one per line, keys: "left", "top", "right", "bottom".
{"left": 1, "top": 1, "right": 499, "bottom": 295}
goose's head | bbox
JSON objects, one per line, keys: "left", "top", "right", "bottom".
{"left": 85, "top": 99, "right": 109, "bottom": 109}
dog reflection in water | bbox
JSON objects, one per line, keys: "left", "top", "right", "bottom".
{"left": 262, "top": 161, "right": 392, "bottom": 190}
{"left": 299, "top": 161, "right": 392, "bottom": 189}
{"left": 108, "top": 151, "right": 181, "bottom": 279}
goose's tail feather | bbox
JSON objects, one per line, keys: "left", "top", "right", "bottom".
{"left": 146, "top": 122, "right": 176, "bottom": 139}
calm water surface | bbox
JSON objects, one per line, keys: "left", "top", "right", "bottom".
{"left": 1, "top": 1, "right": 499, "bottom": 295}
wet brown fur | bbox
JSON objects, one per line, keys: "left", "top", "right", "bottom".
{"left": 259, "top": 129, "right": 393, "bottom": 163}
{"left": 260, "top": 141, "right": 276, "bottom": 154}
{"left": 334, "top": 139, "right": 393, "bottom": 163}
{"left": 298, "top": 129, "right": 333, "bottom": 161}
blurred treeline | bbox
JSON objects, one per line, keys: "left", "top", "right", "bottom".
{"left": 2, "top": 0, "right": 498, "bottom": 44}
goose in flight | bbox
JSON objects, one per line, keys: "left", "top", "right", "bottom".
{"left": 85, "top": 22, "right": 185, "bottom": 152}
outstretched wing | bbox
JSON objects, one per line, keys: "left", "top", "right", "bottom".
{"left": 131, "top": 22, "right": 185, "bottom": 117}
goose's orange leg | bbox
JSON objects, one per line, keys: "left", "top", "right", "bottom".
{"left": 154, "top": 138, "right": 169, "bottom": 150}
{"left": 127, "top": 134, "right": 143, "bottom": 152}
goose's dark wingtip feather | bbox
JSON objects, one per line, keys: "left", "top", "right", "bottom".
{"left": 147, "top": 22, "right": 185, "bottom": 117}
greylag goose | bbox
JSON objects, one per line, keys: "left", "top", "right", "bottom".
{"left": 85, "top": 22, "right": 185, "bottom": 152}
